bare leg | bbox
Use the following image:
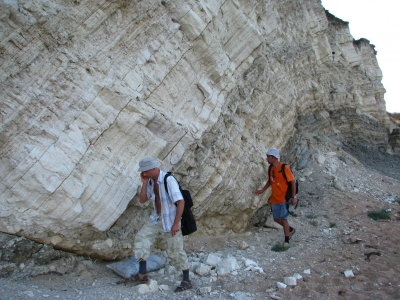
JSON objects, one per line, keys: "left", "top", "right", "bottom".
{"left": 274, "top": 219, "right": 290, "bottom": 238}
{"left": 281, "top": 219, "right": 290, "bottom": 237}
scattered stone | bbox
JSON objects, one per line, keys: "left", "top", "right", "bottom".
{"left": 136, "top": 284, "right": 151, "bottom": 294}
{"left": 148, "top": 279, "right": 158, "bottom": 292}
{"left": 293, "top": 273, "right": 303, "bottom": 279}
{"left": 316, "top": 154, "right": 326, "bottom": 165}
{"left": 243, "top": 258, "right": 257, "bottom": 267}
{"left": 231, "top": 291, "right": 254, "bottom": 300}
{"left": 158, "top": 284, "right": 170, "bottom": 291}
{"left": 277, "top": 282, "right": 287, "bottom": 289}
{"left": 333, "top": 178, "right": 346, "bottom": 191}
{"left": 217, "top": 257, "right": 240, "bottom": 276}
{"left": 205, "top": 253, "right": 222, "bottom": 267}
{"left": 304, "top": 269, "right": 311, "bottom": 274}
{"left": 344, "top": 270, "right": 354, "bottom": 278}
{"left": 348, "top": 237, "right": 362, "bottom": 244}
{"left": 199, "top": 286, "right": 212, "bottom": 293}
{"left": 239, "top": 241, "right": 249, "bottom": 250}
{"left": 194, "top": 263, "right": 211, "bottom": 276}
{"left": 304, "top": 170, "right": 313, "bottom": 177}
{"left": 284, "top": 276, "right": 297, "bottom": 286}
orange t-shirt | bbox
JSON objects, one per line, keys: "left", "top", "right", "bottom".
{"left": 269, "top": 162, "right": 295, "bottom": 204}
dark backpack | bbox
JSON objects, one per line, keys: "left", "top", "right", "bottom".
{"left": 164, "top": 172, "right": 197, "bottom": 236}
{"left": 268, "top": 163, "right": 299, "bottom": 208}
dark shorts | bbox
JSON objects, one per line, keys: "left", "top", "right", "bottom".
{"left": 272, "top": 202, "right": 289, "bottom": 220}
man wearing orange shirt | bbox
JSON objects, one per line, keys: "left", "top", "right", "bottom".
{"left": 255, "top": 148, "right": 297, "bottom": 247}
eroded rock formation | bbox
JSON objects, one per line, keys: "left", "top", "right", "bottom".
{"left": 0, "top": 0, "right": 394, "bottom": 259}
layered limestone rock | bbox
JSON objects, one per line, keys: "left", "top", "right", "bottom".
{"left": 0, "top": 0, "right": 393, "bottom": 259}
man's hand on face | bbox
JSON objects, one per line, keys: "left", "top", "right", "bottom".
{"left": 140, "top": 171, "right": 150, "bottom": 184}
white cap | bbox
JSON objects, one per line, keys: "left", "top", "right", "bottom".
{"left": 266, "top": 148, "right": 280, "bottom": 160}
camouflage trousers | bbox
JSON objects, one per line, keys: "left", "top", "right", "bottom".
{"left": 134, "top": 219, "right": 189, "bottom": 271}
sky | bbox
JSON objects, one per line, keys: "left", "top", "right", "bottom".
{"left": 321, "top": 0, "right": 400, "bottom": 113}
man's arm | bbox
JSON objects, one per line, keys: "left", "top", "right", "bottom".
{"left": 171, "top": 199, "right": 184, "bottom": 236}
{"left": 255, "top": 180, "right": 270, "bottom": 195}
{"left": 289, "top": 179, "right": 297, "bottom": 206}
{"left": 139, "top": 172, "right": 149, "bottom": 204}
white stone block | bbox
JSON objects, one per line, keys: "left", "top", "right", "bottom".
{"left": 304, "top": 170, "right": 313, "bottom": 177}
{"left": 199, "top": 286, "right": 212, "bottom": 293}
{"left": 252, "top": 267, "right": 264, "bottom": 273}
{"left": 344, "top": 270, "right": 354, "bottom": 277}
{"left": 205, "top": 253, "right": 222, "bottom": 267}
{"left": 239, "top": 241, "right": 249, "bottom": 250}
{"left": 147, "top": 279, "right": 158, "bottom": 292}
{"left": 137, "top": 284, "right": 151, "bottom": 294}
{"left": 217, "top": 257, "right": 239, "bottom": 274}
{"left": 284, "top": 277, "right": 297, "bottom": 286}
{"left": 303, "top": 269, "right": 311, "bottom": 274}
{"left": 195, "top": 263, "right": 211, "bottom": 276}
{"left": 243, "top": 259, "right": 257, "bottom": 267}
{"left": 316, "top": 154, "right": 325, "bottom": 165}
{"left": 293, "top": 273, "right": 303, "bottom": 279}
{"left": 277, "top": 282, "right": 287, "bottom": 289}
{"left": 217, "top": 267, "right": 229, "bottom": 276}
{"left": 158, "top": 284, "right": 170, "bottom": 291}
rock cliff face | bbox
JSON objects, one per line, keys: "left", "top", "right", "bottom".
{"left": 0, "top": 0, "right": 395, "bottom": 259}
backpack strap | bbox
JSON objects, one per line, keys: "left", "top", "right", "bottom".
{"left": 281, "top": 163, "right": 288, "bottom": 182}
{"left": 164, "top": 172, "right": 190, "bottom": 208}
{"left": 269, "top": 163, "right": 288, "bottom": 182}
{"left": 282, "top": 163, "right": 297, "bottom": 196}
{"left": 163, "top": 172, "right": 172, "bottom": 195}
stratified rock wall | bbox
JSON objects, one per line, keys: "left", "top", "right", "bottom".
{"left": 0, "top": 0, "right": 391, "bottom": 259}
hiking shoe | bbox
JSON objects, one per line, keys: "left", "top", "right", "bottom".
{"left": 289, "top": 228, "right": 296, "bottom": 239}
{"left": 282, "top": 242, "right": 290, "bottom": 248}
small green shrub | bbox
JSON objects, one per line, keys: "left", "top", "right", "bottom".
{"left": 329, "top": 222, "right": 337, "bottom": 228}
{"left": 271, "top": 243, "right": 289, "bottom": 252}
{"left": 395, "top": 198, "right": 400, "bottom": 205}
{"left": 313, "top": 136, "right": 321, "bottom": 142}
{"left": 306, "top": 213, "right": 318, "bottom": 219}
{"left": 367, "top": 209, "right": 390, "bottom": 221}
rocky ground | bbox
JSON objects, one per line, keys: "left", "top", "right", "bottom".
{"left": 1, "top": 137, "right": 400, "bottom": 300}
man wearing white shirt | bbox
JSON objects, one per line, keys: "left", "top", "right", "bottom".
{"left": 127, "top": 157, "right": 191, "bottom": 292}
